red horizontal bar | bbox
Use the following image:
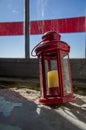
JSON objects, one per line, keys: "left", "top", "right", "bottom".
{"left": 0, "top": 16, "right": 85, "bottom": 36}
{"left": 0, "top": 22, "right": 23, "bottom": 36}
{"left": 30, "top": 16, "right": 86, "bottom": 34}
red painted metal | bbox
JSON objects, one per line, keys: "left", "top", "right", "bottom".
{"left": 0, "top": 22, "right": 23, "bottom": 36}
{"left": 34, "top": 31, "right": 75, "bottom": 104}
{"left": 30, "top": 16, "right": 86, "bottom": 34}
{"left": 39, "top": 94, "right": 75, "bottom": 105}
{"left": 0, "top": 16, "right": 85, "bottom": 36}
{"left": 58, "top": 51, "right": 64, "bottom": 97}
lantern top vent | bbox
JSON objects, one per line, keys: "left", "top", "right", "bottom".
{"left": 42, "top": 31, "right": 61, "bottom": 41}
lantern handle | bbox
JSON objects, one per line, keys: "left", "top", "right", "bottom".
{"left": 31, "top": 41, "right": 42, "bottom": 57}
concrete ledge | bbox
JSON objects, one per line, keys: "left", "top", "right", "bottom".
{"left": 0, "top": 58, "right": 86, "bottom": 83}
{"left": 0, "top": 58, "right": 38, "bottom": 79}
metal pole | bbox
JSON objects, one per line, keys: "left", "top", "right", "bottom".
{"left": 85, "top": 9, "right": 86, "bottom": 59}
{"left": 85, "top": 34, "right": 86, "bottom": 59}
{"left": 25, "top": 0, "right": 29, "bottom": 59}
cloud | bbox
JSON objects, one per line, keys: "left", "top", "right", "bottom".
{"left": 12, "top": 9, "right": 19, "bottom": 14}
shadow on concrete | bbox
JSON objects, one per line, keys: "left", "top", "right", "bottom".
{"left": 61, "top": 98, "right": 86, "bottom": 124}
{"left": 0, "top": 88, "right": 85, "bottom": 130}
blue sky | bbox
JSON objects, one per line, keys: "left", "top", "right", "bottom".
{"left": 30, "top": 0, "right": 86, "bottom": 20}
{"left": 0, "top": 0, "right": 86, "bottom": 58}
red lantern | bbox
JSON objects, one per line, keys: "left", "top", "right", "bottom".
{"left": 32, "top": 31, "right": 75, "bottom": 104}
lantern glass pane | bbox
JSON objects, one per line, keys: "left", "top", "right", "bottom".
{"left": 50, "top": 60, "right": 57, "bottom": 70}
{"left": 62, "top": 54, "right": 72, "bottom": 93}
{"left": 39, "top": 56, "right": 43, "bottom": 97}
{"left": 45, "top": 58, "right": 59, "bottom": 96}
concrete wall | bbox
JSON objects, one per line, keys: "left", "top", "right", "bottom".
{"left": 0, "top": 58, "right": 86, "bottom": 82}
{"left": 70, "top": 59, "right": 86, "bottom": 82}
{"left": 0, "top": 59, "right": 38, "bottom": 79}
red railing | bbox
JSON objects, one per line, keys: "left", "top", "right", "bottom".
{"left": 0, "top": 16, "right": 85, "bottom": 36}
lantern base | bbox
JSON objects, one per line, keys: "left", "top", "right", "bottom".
{"left": 39, "top": 94, "right": 75, "bottom": 105}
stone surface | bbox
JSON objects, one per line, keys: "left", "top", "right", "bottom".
{"left": 0, "top": 88, "right": 86, "bottom": 130}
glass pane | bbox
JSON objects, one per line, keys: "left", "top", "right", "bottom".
{"left": 45, "top": 58, "right": 59, "bottom": 96}
{"left": 51, "top": 60, "right": 57, "bottom": 70}
{"left": 62, "top": 54, "right": 72, "bottom": 93}
{"left": 0, "top": 0, "right": 24, "bottom": 22}
{"left": 0, "top": 36, "right": 25, "bottom": 58}
{"left": 0, "top": 0, "right": 25, "bottom": 58}
{"left": 30, "top": 0, "right": 86, "bottom": 58}
{"left": 30, "top": 35, "right": 42, "bottom": 58}
{"left": 30, "top": 0, "right": 86, "bottom": 20}
{"left": 61, "top": 33, "right": 86, "bottom": 58}
{"left": 39, "top": 56, "right": 43, "bottom": 97}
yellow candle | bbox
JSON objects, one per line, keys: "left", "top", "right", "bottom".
{"left": 47, "top": 70, "right": 59, "bottom": 88}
